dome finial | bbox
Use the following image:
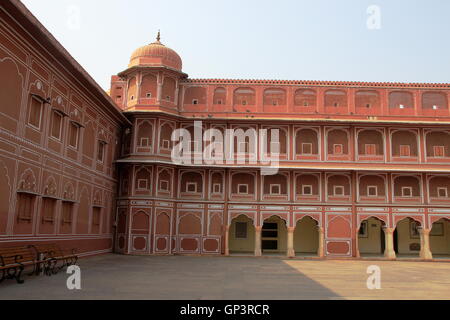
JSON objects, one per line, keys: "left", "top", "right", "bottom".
{"left": 156, "top": 30, "right": 161, "bottom": 42}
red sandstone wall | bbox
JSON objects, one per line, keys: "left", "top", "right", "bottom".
{"left": 108, "top": 22, "right": 450, "bottom": 258}
{"left": 112, "top": 69, "right": 450, "bottom": 122}
{"left": 112, "top": 111, "right": 450, "bottom": 257}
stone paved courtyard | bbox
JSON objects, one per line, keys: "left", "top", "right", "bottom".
{"left": 0, "top": 254, "right": 449, "bottom": 300}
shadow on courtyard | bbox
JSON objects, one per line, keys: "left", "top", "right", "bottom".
{"left": 0, "top": 254, "right": 340, "bottom": 300}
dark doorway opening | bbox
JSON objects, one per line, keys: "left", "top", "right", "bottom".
{"left": 262, "top": 222, "right": 278, "bottom": 251}
{"left": 393, "top": 229, "right": 398, "bottom": 253}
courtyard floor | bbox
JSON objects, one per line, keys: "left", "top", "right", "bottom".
{"left": 0, "top": 254, "right": 449, "bottom": 300}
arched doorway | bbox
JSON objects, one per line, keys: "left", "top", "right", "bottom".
{"left": 394, "top": 218, "right": 421, "bottom": 258}
{"left": 430, "top": 218, "right": 450, "bottom": 259}
{"left": 229, "top": 215, "right": 255, "bottom": 255}
{"left": 293, "top": 216, "right": 319, "bottom": 257}
{"left": 261, "top": 216, "right": 287, "bottom": 255}
{"left": 358, "top": 217, "right": 385, "bottom": 257}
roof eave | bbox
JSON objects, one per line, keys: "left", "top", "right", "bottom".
{"left": 118, "top": 65, "right": 188, "bottom": 78}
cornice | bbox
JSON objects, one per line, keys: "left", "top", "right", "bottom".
{"left": 183, "top": 78, "right": 450, "bottom": 90}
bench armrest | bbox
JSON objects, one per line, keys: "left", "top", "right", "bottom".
{"left": 1, "top": 254, "right": 24, "bottom": 263}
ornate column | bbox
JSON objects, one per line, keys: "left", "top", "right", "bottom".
{"left": 254, "top": 226, "right": 262, "bottom": 256}
{"left": 174, "top": 86, "right": 180, "bottom": 108}
{"left": 351, "top": 170, "right": 357, "bottom": 257}
{"left": 355, "top": 231, "right": 361, "bottom": 258}
{"left": 383, "top": 227, "right": 396, "bottom": 259}
{"left": 287, "top": 227, "right": 295, "bottom": 258}
{"left": 156, "top": 73, "right": 163, "bottom": 103}
{"left": 224, "top": 225, "right": 230, "bottom": 256}
{"left": 419, "top": 228, "right": 433, "bottom": 260}
{"left": 317, "top": 226, "right": 325, "bottom": 258}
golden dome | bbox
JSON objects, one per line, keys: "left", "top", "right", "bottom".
{"left": 128, "top": 31, "right": 182, "bottom": 71}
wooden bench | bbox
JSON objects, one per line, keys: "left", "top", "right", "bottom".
{"left": 30, "top": 244, "right": 78, "bottom": 274}
{"left": 0, "top": 246, "right": 44, "bottom": 284}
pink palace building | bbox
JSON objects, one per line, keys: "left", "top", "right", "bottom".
{"left": 1, "top": 0, "right": 450, "bottom": 260}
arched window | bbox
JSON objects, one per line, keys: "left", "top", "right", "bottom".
{"left": 231, "top": 172, "right": 255, "bottom": 195}
{"left": 263, "top": 88, "right": 286, "bottom": 106}
{"left": 127, "top": 77, "right": 137, "bottom": 101}
{"left": 358, "top": 130, "right": 383, "bottom": 156}
{"left": 426, "top": 131, "right": 450, "bottom": 158}
{"left": 234, "top": 88, "right": 255, "bottom": 106}
{"left": 184, "top": 87, "right": 207, "bottom": 105}
{"left": 162, "top": 77, "right": 176, "bottom": 102}
{"left": 327, "top": 175, "right": 350, "bottom": 197}
{"left": 359, "top": 175, "right": 386, "bottom": 197}
{"left": 263, "top": 174, "right": 288, "bottom": 195}
{"left": 296, "top": 174, "right": 319, "bottom": 196}
{"left": 325, "top": 90, "right": 347, "bottom": 107}
{"left": 391, "top": 130, "right": 418, "bottom": 157}
{"left": 159, "top": 122, "right": 173, "bottom": 151}
{"left": 210, "top": 172, "right": 223, "bottom": 194}
{"left": 428, "top": 176, "right": 450, "bottom": 199}
{"left": 158, "top": 169, "right": 172, "bottom": 192}
{"left": 213, "top": 87, "right": 227, "bottom": 105}
{"left": 135, "top": 167, "right": 151, "bottom": 191}
{"left": 0, "top": 59, "right": 22, "bottom": 121}
{"left": 389, "top": 91, "right": 414, "bottom": 109}
{"left": 294, "top": 89, "right": 316, "bottom": 107}
{"left": 137, "top": 121, "right": 153, "bottom": 148}
{"left": 295, "top": 128, "right": 318, "bottom": 155}
{"left": 180, "top": 171, "right": 203, "bottom": 194}
{"left": 355, "top": 90, "right": 380, "bottom": 109}
{"left": 422, "top": 92, "right": 448, "bottom": 110}
{"left": 393, "top": 176, "right": 420, "bottom": 198}
{"left": 140, "top": 74, "right": 157, "bottom": 99}
{"left": 265, "top": 127, "right": 287, "bottom": 154}
{"left": 327, "top": 129, "right": 348, "bottom": 155}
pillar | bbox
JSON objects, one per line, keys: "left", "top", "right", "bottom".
{"left": 157, "top": 83, "right": 163, "bottom": 102}
{"left": 317, "top": 226, "right": 325, "bottom": 258}
{"left": 224, "top": 225, "right": 230, "bottom": 256}
{"left": 419, "top": 228, "right": 433, "bottom": 260}
{"left": 355, "top": 231, "right": 360, "bottom": 258}
{"left": 156, "top": 73, "right": 163, "bottom": 103}
{"left": 287, "top": 227, "right": 295, "bottom": 258}
{"left": 383, "top": 227, "right": 396, "bottom": 259}
{"left": 254, "top": 226, "right": 262, "bottom": 256}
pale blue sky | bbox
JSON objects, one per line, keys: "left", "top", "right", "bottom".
{"left": 22, "top": 0, "right": 450, "bottom": 90}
